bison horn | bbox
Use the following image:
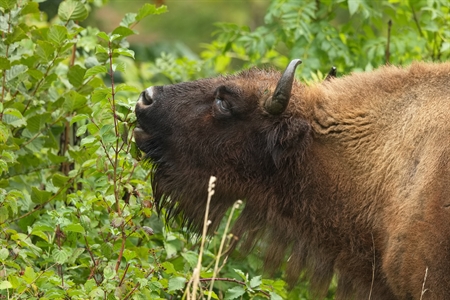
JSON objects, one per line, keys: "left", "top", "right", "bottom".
{"left": 265, "top": 59, "right": 302, "bottom": 115}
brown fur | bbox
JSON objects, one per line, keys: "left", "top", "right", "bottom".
{"left": 134, "top": 62, "right": 450, "bottom": 299}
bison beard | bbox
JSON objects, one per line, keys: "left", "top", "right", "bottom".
{"left": 134, "top": 61, "right": 450, "bottom": 300}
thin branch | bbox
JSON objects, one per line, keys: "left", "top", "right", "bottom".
{"left": 115, "top": 231, "right": 127, "bottom": 272}
{"left": 420, "top": 267, "right": 428, "bottom": 300}
{"left": 107, "top": 40, "right": 121, "bottom": 215}
{"left": 410, "top": 3, "right": 424, "bottom": 38}
{"left": 0, "top": 10, "right": 12, "bottom": 121}
{"left": 122, "top": 267, "right": 156, "bottom": 300}
{"left": 84, "top": 235, "right": 101, "bottom": 286}
{"left": 189, "top": 176, "right": 215, "bottom": 300}
{"left": 12, "top": 263, "right": 58, "bottom": 299}
{"left": 119, "top": 263, "right": 130, "bottom": 287}
{"left": 385, "top": 20, "right": 392, "bottom": 64}
{"left": 208, "top": 200, "right": 242, "bottom": 300}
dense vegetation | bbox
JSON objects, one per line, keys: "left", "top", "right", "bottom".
{"left": 0, "top": 0, "right": 448, "bottom": 299}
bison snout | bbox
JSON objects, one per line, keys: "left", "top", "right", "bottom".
{"left": 138, "top": 87, "right": 154, "bottom": 107}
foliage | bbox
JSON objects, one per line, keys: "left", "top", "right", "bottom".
{"left": 202, "top": 0, "right": 450, "bottom": 77}
{"left": 0, "top": 0, "right": 292, "bottom": 299}
{"left": 1, "top": 0, "right": 449, "bottom": 299}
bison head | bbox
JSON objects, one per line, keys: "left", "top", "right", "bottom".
{"left": 134, "top": 59, "right": 311, "bottom": 236}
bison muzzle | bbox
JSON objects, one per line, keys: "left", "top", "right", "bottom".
{"left": 134, "top": 60, "right": 450, "bottom": 300}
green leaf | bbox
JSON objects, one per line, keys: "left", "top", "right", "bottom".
{"left": 0, "top": 248, "right": 8, "bottom": 261}
{"left": 80, "top": 135, "right": 98, "bottom": 147}
{"left": 161, "top": 262, "right": 176, "bottom": 274}
{"left": 0, "top": 123, "right": 10, "bottom": 143}
{"left": 48, "top": 25, "right": 68, "bottom": 46}
{"left": 0, "top": 281, "right": 12, "bottom": 290}
{"left": 204, "top": 291, "right": 219, "bottom": 300}
{"left": 63, "top": 90, "right": 87, "bottom": 112}
{"left": 68, "top": 248, "right": 84, "bottom": 265}
{"left": 68, "top": 65, "right": 87, "bottom": 87}
{"left": 103, "top": 264, "right": 116, "bottom": 280}
{"left": 85, "top": 65, "right": 107, "bottom": 78}
{"left": 53, "top": 248, "right": 70, "bottom": 264}
{"left": 113, "top": 48, "right": 135, "bottom": 58}
{"left": 23, "top": 266, "right": 37, "bottom": 284}
{"left": 269, "top": 292, "right": 283, "bottom": 300}
{"left": 111, "top": 26, "right": 135, "bottom": 39}
{"left": 97, "top": 31, "right": 109, "bottom": 41}
{"left": 122, "top": 249, "right": 136, "bottom": 261}
{"left": 348, "top": 0, "right": 360, "bottom": 16}
{"left": 30, "top": 187, "right": 52, "bottom": 204}
{"left": 27, "top": 113, "right": 51, "bottom": 134}
{"left": 70, "top": 114, "right": 89, "bottom": 125}
{"left": 5, "top": 190, "right": 21, "bottom": 215}
{"left": 91, "top": 87, "right": 111, "bottom": 103}
{"left": 6, "top": 64, "right": 28, "bottom": 81}
{"left": 58, "top": 0, "right": 88, "bottom": 21}
{"left": 64, "top": 223, "right": 85, "bottom": 234}
{"left": 233, "top": 269, "right": 246, "bottom": 281}
{"left": 36, "top": 40, "right": 55, "bottom": 64}
{"left": 167, "top": 277, "right": 186, "bottom": 292}
{"left": 0, "top": 57, "right": 10, "bottom": 70}
{"left": 28, "top": 69, "right": 44, "bottom": 81}
{"left": 136, "top": 4, "right": 167, "bottom": 22}
{"left": 2, "top": 108, "right": 26, "bottom": 128}
{"left": 0, "top": 207, "right": 8, "bottom": 223}
{"left": 224, "top": 286, "right": 246, "bottom": 300}
{"left": 249, "top": 275, "right": 262, "bottom": 288}
{"left": 52, "top": 173, "right": 70, "bottom": 187}
{"left": 181, "top": 251, "right": 198, "bottom": 269}
{"left": 20, "top": 2, "right": 40, "bottom": 15}
{"left": 30, "top": 230, "right": 49, "bottom": 242}
{"left": 0, "top": 0, "right": 15, "bottom": 11}
{"left": 115, "top": 84, "right": 140, "bottom": 93}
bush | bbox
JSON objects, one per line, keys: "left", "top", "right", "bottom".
{"left": 0, "top": 1, "right": 288, "bottom": 299}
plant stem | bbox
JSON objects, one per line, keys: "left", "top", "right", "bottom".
{"left": 107, "top": 40, "right": 121, "bottom": 215}
{"left": 0, "top": 11, "right": 12, "bottom": 121}
{"left": 207, "top": 200, "right": 242, "bottom": 300}
{"left": 189, "top": 176, "right": 215, "bottom": 300}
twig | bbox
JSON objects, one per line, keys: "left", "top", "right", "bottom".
{"left": 0, "top": 11, "right": 11, "bottom": 121}
{"left": 84, "top": 235, "right": 101, "bottom": 286}
{"left": 420, "top": 267, "right": 428, "bottom": 300}
{"left": 187, "top": 176, "right": 216, "bottom": 300}
{"left": 115, "top": 231, "right": 127, "bottom": 272}
{"left": 385, "top": 20, "right": 392, "bottom": 64}
{"left": 122, "top": 267, "right": 156, "bottom": 300}
{"left": 107, "top": 40, "right": 121, "bottom": 215}
{"left": 12, "top": 263, "right": 58, "bottom": 299}
{"left": 119, "top": 263, "right": 130, "bottom": 286}
{"left": 207, "top": 200, "right": 242, "bottom": 300}
{"left": 410, "top": 4, "right": 424, "bottom": 38}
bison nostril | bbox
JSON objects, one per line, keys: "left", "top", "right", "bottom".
{"left": 139, "top": 87, "right": 154, "bottom": 106}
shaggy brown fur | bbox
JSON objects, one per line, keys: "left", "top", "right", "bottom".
{"left": 134, "top": 62, "right": 450, "bottom": 300}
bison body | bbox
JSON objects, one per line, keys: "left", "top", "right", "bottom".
{"left": 134, "top": 61, "right": 450, "bottom": 299}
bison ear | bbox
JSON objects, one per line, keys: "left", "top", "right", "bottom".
{"left": 266, "top": 117, "right": 311, "bottom": 168}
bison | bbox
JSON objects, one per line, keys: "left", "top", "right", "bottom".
{"left": 134, "top": 60, "right": 450, "bottom": 299}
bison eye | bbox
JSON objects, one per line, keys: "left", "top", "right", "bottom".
{"left": 215, "top": 97, "right": 232, "bottom": 115}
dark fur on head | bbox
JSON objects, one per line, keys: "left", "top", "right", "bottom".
{"left": 135, "top": 62, "right": 450, "bottom": 299}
